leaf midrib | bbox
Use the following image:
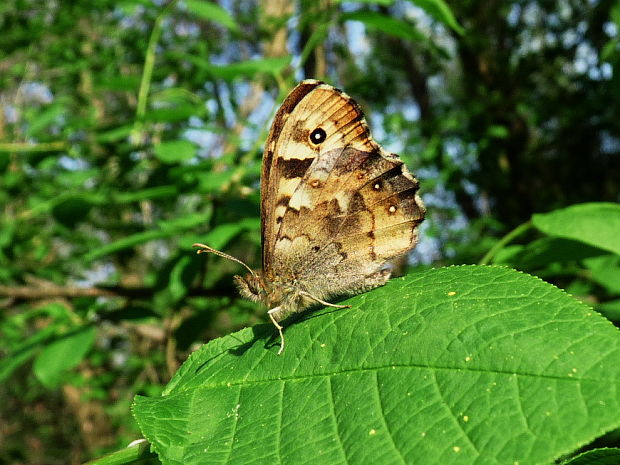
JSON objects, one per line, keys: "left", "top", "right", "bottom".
{"left": 173, "top": 362, "right": 616, "bottom": 394}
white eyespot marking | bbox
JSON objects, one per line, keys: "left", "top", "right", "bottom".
{"left": 389, "top": 205, "right": 397, "bottom": 213}
{"left": 310, "top": 179, "right": 321, "bottom": 188}
{"left": 310, "top": 128, "right": 327, "bottom": 145}
{"left": 373, "top": 183, "right": 381, "bottom": 190}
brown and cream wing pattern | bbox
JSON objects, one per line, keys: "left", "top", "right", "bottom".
{"left": 261, "top": 80, "right": 425, "bottom": 284}
{"left": 260, "top": 80, "right": 323, "bottom": 277}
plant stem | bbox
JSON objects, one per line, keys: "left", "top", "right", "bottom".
{"left": 479, "top": 220, "right": 532, "bottom": 265}
{"left": 0, "top": 141, "right": 68, "bottom": 152}
{"left": 132, "top": 0, "right": 180, "bottom": 145}
{"left": 82, "top": 439, "right": 156, "bottom": 465}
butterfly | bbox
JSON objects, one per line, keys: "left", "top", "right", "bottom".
{"left": 194, "top": 80, "right": 425, "bottom": 354}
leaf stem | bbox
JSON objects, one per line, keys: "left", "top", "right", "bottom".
{"left": 81, "top": 439, "right": 156, "bottom": 465}
{"left": 479, "top": 220, "right": 532, "bottom": 265}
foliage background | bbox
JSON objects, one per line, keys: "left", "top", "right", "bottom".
{"left": 0, "top": 0, "right": 619, "bottom": 463}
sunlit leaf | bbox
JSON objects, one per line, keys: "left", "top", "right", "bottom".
{"left": 133, "top": 266, "right": 620, "bottom": 465}
{"left": 532, "top": 203, "right": 620, "bottom": 256}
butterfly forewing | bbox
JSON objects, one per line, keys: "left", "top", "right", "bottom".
{"left": 261, "top": 80, "right": 323, "bottom": 276}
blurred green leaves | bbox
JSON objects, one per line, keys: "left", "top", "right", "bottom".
{"left": 184, "top": 0, "right": 240, "bottom": 32}
{"left": 153, "top": 140, "right": 197, "bottom": 164}
{"left": 33, "top": 326, "right": 97, "bottom": 388}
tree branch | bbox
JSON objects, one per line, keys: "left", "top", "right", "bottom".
{"left": 0, "top": 284, "right": 231, "bottom": 300}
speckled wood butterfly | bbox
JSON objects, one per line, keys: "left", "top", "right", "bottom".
{"left": 194, "top": 80, "right": 425, "bottom": 354}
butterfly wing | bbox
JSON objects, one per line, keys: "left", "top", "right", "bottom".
{"left": 261, "top": 79, "right": 324, "bottom": 276}
{"left": 261, "top": 80, "right": 425, "bottom": 297}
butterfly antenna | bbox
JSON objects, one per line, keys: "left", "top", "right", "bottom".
{"left": 192, "top": 243, "right": 256, "bottom": 277}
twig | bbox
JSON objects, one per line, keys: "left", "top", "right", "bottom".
{"left": 0, "top": 284, "right": 230, "bottom": 300}
{"left": 0, "top": 141, "right": 69, "bottom": 153}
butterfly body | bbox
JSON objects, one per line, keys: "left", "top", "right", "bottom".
{"left": 195, "top": 79, "right": 425, "bottom": 352}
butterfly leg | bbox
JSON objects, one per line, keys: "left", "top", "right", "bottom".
{"left": 267, "top": 307, "right": 285, "bottom": 355}
{"left": 299, "top": 291, "right": 351, "bottom": 309}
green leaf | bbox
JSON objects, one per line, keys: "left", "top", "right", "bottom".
{"left": 132, "top": 266, "right": 620, "bottom": 465}
{"left": 145, "top": 103, "right": 204, "bottom": 123}
{"left": 487, "top": 124, "right": 509, "bottom": 139}
{"left": 193, "top": 217, "right": 260, "bottom": 250}
{"left": 601, "top": 37, "right": 619, "bottom": 62}
{"left": 493, "top": 237, "right": 607, "bottom": 269}
{"left": 532, "top": 203, "right": 620, "bottom": 256}
{"left": 95, "top": 74, "right": 141, "bottom": 92}
{"left": 300, "top": 22, "right": 331, "bottom": 68}
{"left": 197, "top": 57, "right": 291, "bottom": 81}
{"left": 334, "top": 0, "right": 394, "bottom": 5}
{"left": 184, "top": 0, "right": 239, "bottom": 32}
{"left": 33, "top": 326, "right": 97, "bottom": 388}
{"left": 597, "top": 300, "right": 620, "bottom": 322}
{"left": 167, "top": 255, "right": 197, "bottom": 302}
{"left": 95, "top": 124, "right": 133, "bottom": 143}
{"left": 84, "top": 212, "right": 212, "bottom": 262}
{"left": 196, "top": 170, "right": 235, "bottom": 193}
{"left": 563, "top": 448, "right": 620, "bottom": 465}
{"left": 51, "top": 195, "right": 94, "bottom": 227}
{"left": 405, "top": 0, "right": 465, "bottom": 35}
{"left": 26, "top": 102, "right": 65, "bottom": 137}
{"left": 584, "top": 255, "right": 620, "bottom": 294}
{"left": 153, "top": 140, "right": 197, "bottom": 164}
{"left": 0, "top": 323, "right": 61, "bottom": 382}
{"left": 612, "top": 1, "right": 620, "bottom": 27}
{"left": 113, "top": 185, "right": 179, "bottom": 203}
{"left": 342, "top": 11, "right": 426, "bottom": 43}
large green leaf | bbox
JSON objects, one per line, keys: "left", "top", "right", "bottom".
{"left": 532, "top": 203, "right": 620, "bottom": 256}
{"left": 133, "top": 266, "right": 620, "bottom": 465}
